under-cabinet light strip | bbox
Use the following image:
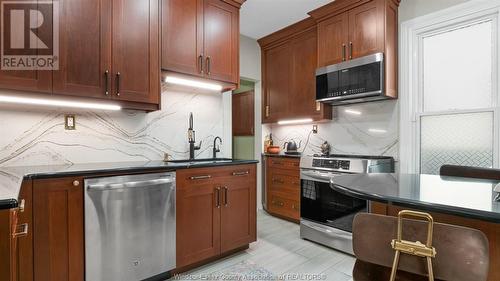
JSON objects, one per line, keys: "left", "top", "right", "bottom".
{"left": 0, "top": 95, "right": 122, "bottom": 111}
{"left": 277, "top": 118, "right": 314, "bottom": 125}
{"left": 165, "top": 76, "right": 223, "bottom": 91}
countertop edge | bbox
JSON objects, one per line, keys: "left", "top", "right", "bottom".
{"left": 330, "top": 182, "right": 500, "bottom": 224}
{"left": 0, "top": 160, "right": 259, "bottom": 210}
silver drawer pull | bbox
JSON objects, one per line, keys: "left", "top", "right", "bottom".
{"left": 232, "top": 171, "right": 249, "bottom": 176}
{"left": 190, "top": 175, "right": 212, "bottom": 180}
{"left": 88, "top": 178, "right": 174, "bottom": 191}
{"left": 19, "top": 199, "right": 25, "bottom": 213}
{"left": 13, "top": 223, "right": 28, "bottom": 238}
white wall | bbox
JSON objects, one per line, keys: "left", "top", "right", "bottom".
{"left": 399, "top": 0, "right": 470, "bottom": 22}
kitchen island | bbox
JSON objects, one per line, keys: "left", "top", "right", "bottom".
{"left": 331, "top": 173, "right": 500, "bottom": 281}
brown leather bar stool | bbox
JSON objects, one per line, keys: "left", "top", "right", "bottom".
{"left": 440, "top": 164, "right": 500, "bottom": 180}
{"left": 351, "top": 213, "right": 489, "bottom": 281}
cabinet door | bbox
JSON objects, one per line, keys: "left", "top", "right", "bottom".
{"left": 317, "top": 13, "right": 349, "bottom": 67}
{"left": 290, "top": 28, "right": 319, "bottom": 118}
{"left": 112, "top": 0, "right": 160, "bottom": 104}
{"left": 220, "top": 166, "right": 256, "bottom": 253}
{"left": 53, "top": 0, "right": 111, "bottom": 98}
{"left": 203, "top": 0, "right": 239, "bottom": 84}
{"left": 348, "top": 0, "right": 384, "bottom": 59}
{"left": 0, "top": 0, "right": 52, "bottom": 93}
{"left": 161, "top": 0, "right": 204, "bottom": 77}
{"left": 263, "top": 43, "right": 291, "bottom": 123}
{"left": 232, "top": 90, "right": 255, "bottom": 136}
{"left": 176, "top": 170, "right": 221, "bottom": 268}
{"left": 15, "top": 181, "right": 33, "bottom": 281}
{"left": 33, "top": 177, "right": 84, "bottom": 281}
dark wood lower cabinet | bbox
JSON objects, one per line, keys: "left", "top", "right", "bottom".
{"left": 33, "top": 177, "right": 84, "bottom": 281}
{"left": 176, "top": 165, "right": 257, "bottom": 269}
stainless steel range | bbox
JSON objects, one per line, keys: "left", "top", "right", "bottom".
{"left": 300, "top": 154, "right": 394, "bottom": 254}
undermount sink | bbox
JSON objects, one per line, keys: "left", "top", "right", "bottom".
{"left": 167, "top": 158, "right": 233, "bottom": 165}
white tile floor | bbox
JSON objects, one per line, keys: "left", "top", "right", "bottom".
{"left": 170, "top": 210, "right": 355, "bottom": 281}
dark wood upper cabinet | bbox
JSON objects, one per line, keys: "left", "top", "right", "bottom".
{"left": 112, "top": 0, "right": 160, "bottom": 104}
{"left": 310, "top": 0, "right": 400, "bottom": 97}
{"left": 53, "top": 0, "right": 111, "bottom": 98}
{"left": 33, "top": 177, "right": 84, "bottom": 281}
{"left": 161, "top": 0, "right": 204, "bottom": 78}
{"left": 203, "top": 0, "right": 239, "bottom": 84}
{"left": 317, "top": 13, "right": 349, "bottom": 66}
{"left": 161, "top": 0, "right": 242, "bottom": 87}
{"left": 259, "top": 19, "right": 332, "bottom": 124}
{"left": 232, "top": 90, "right": 255, "bottom": 136}
{"left": 347, "top": 0, "right": 384, "bottom": 59}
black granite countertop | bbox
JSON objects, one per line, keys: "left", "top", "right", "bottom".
{"left": 331, "top": 173, "right": 500, "bottom": 223}
{"left": 0, "top": 159, "right": 258, "bottom": 210}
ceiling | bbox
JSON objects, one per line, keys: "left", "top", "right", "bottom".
{"left": 240, "top": 0, "right": 334, "bottom": 40}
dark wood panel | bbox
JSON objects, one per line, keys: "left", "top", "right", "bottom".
{"left": 161, "top": 0, "right": 204, "bottom": 77}
{"left": 203, "top": 0, "right": 239, "bottom": 84}
{"left": 53, "top": 0, "right": 111, "bottom": 98}
{"left": 263, "top": 42, "right": 291, "bottom": 123}
{"left": 317, "top": 13, "right": 349, "bottom": 67}
{"left": 232, "top": 90, "right": 255, "bottom": 136}
{"left": 16, "top": 181, "right": 33, "bottom": 281}
{"left": 0, "top": 208, "right": 16, "bottom": 281}
{"left": 112, "top": 0, "right": 160, "bottom": 104}
{"left": 221, "top": 165, "right": 256, "bottom": 252}
{"left": 33, "top": 177, "right": 84, "bottom": 281}
{"left": 0, "top": 0, "right": 52, "bottom": 93}
{"left": 176, "top": 169, "right": 221, "bottom": 268}
{"left": 347, "top": 0, "right": 384, "bottom": 59}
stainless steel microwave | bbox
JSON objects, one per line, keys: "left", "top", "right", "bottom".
{"left": 316, "top": 53, "right": 390, "bottom": 105}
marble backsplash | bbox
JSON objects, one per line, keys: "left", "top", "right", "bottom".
{"left": 0, "top": 85, "right": 224, "bottom": 167}
{"left": 266, "top": 100, "right": 399, "bottom": 159}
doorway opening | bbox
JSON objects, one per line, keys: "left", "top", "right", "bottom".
{"left": 232, "top": 79, "right": 255, "bottom": 160}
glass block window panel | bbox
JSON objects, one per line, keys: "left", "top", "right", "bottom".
{"left": 420, "top": 112, "right": 493, "bottom": 175}
{"left": 423, "top": 20, "right": 493, "bottom": 112}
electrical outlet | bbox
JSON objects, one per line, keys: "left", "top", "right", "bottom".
{"left": 65, "top": 115, "right": 76, "bottom": 130}
{"left": 312, "top": 125, "right": 318, "bottom": 134}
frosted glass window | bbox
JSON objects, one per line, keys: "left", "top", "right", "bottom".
{"left": 420, "top": 112, "right": 493, "bottom": 175}
{"left": 423, "top": 21, "right": 493, "bottom": 112}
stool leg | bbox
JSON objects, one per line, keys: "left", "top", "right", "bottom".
{"left": 390, "top": 250, "right": 401, "bottom": 281}
{"left": 426, "top": 256, "right": 434, "bottom": 281}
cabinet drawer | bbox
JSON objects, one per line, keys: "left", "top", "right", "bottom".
{"left": 267, "top": 157, "right": 300, "bottom": 171}
{"left": 268, "top": 171, "right": 300, "bottom": 198}
{"left": 177, "top": 164, "right": 255, "bottom": 189}
{"left": 268, "top": 193, "right": 300, "bottom": 221}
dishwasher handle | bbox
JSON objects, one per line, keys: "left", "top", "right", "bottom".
{"left": 87, "top": 177, "right": 174, "bottom": 191}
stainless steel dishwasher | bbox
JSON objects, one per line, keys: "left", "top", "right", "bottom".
{"left": 84, "top": 172, "right": 176, "bottom": 281}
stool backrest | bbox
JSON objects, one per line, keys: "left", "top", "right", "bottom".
{"left": 440, "top": 165, "right": 500, "bottom": 180}
{"left": 352, "top": 213, "right": 489, "bottom": 281}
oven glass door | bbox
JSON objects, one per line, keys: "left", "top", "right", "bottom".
{"left": 301, "top": 178, "right": 367, "bottom": 233}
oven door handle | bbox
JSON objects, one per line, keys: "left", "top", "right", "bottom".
{"left": 301, "top": 170, "right": 340, "bottom": 183}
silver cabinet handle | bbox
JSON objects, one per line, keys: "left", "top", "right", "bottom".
{"left": 342, "top": 44, "right": 346, "bottom": 61}
{"left": 223, "top": 186, "right": 228, "bottom": 206}
{"left": 232, "top": 171, "right": 249, "bottom": 176}
{"left": 206, "top": 56, "right": 211, "bottom": 75}
{"left": 12, "top": 223, "right": 28, "bottom": 238}
{"left": 19, "top": 199, "right": 25, "bottom": 213}
{"left": 189, "top": 175, "right": 212, "bottom": 180}
{"left": 87, "top": 178, "right": 174, "bottom": 191}
{"left": 349, "top": 42, "right": 353, "bottom": 59}
{"left": 199, "top": 54, "right": 204, "bottom": 74}
{"left": 215, "top": 187, "right": 221, "bottom": 208}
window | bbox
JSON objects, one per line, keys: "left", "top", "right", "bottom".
{"left": 400, "top": 2, "right": 500, "bottom": 174}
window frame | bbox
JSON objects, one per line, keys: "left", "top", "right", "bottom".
{"left": 400, "top": 0, "right": 500, "bottom": 174}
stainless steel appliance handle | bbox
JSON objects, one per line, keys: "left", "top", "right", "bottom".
{"left": 301, "top": 169, "right": 341, "bottom": 183}
{"left": 87, "top": 177, "right": 174, "bottom": 191}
